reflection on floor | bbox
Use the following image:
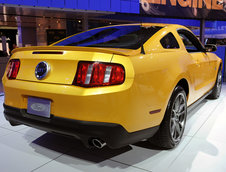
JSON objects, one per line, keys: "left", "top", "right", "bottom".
{"left": 0, "top": 84, "right": 226, "bottom": 172}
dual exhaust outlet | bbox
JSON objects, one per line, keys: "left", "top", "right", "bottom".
{"left": 91, "top": 138, "right": 106, "bottom": 149}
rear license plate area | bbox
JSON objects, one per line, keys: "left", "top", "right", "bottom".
{"left": 27, "top": 97, "right": 51, "bottom": 118}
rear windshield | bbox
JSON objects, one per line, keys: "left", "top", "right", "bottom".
{"left": 54, "top": 25, "right": 162, "bottom": 49}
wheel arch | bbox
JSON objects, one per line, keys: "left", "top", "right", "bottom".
{"left": 176, "top": 78, "right": 189, "bottom": 99}
{"left": 219, "top": 62, "right": 223, "bottom": 71}
{"left": 159, "top": 76, "right": 190, "bottom": 125}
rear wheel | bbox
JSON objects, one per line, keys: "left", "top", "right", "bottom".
{"left": 207, "top": 69, "right": 222, "bottom": 99}
{"left": 149, "top": 86, "right": 187, "bottom": 149}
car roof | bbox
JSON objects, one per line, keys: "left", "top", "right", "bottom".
{"left": 113, "top": 23, "right": 188, "bottom": 30}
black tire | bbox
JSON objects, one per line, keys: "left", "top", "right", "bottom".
{"left": 207, "top": 68, "right": 222, "bottom": 99}
{"left": 149, "top": 86, "right": 187, "bottom": 149}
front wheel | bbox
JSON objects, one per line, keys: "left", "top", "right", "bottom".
{"left": 149, "top": 86, "right": 187, "bottom": 149}
{"left": 207, "top": 69, "right": 222, "bottom": 99}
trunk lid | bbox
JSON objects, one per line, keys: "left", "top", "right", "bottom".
{"left": 13, "top": 46, "right": 136, "bottom": 85}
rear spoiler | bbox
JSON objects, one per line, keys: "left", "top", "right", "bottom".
{"left": 12, "top": 46, "right": 141, "bottom": 56}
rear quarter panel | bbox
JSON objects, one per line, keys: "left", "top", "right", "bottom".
{"left": 112, "top": 49, "right": 195, "bottom": 130}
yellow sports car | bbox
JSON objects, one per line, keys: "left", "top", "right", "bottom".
{"left": 2, "top": 23, "right": 222, "bottom": 149}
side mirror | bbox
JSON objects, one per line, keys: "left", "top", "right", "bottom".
{"left": 205, "top": 44, "right": 217, "bottom": 52}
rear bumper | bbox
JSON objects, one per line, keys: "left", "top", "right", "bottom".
{"left": 3, "top": 104, "right": 159, "bottom": 149}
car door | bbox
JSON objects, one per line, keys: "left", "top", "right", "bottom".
{"left": 177, "top": 29, "right": 212, "bottom": 99}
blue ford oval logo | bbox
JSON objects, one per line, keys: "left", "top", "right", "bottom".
{"left": 35, "top": 61, "right": 50, "bottom": 80}
{"left": 31, "top": 103, "right": 46, "bottom": 112}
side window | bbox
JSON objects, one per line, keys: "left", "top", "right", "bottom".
{"left": 160, "top": 33, "right": 179, "bottom": 49}
{"left": 177, "top": 29, "right": 205, "bottom": 53}
{"left": 179, "top": 33, "right": 198, "bottom": 52}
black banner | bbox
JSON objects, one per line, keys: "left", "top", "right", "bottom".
{"left": 140, "top": 0, "right": 226, "bottom": 20}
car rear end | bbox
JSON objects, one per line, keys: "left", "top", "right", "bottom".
{"left": 2, "top": 24, "right": 164, "bottom": 148}
{"left": 3, "top": 46, "right": 140, "bottom": 147}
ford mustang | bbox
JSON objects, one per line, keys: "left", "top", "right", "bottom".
{"left": 2, "top": 23, "right": 222, "bottom": 149}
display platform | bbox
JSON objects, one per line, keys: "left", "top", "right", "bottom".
{"left": 0, "top": 84, "right": 226, "bottom": 172}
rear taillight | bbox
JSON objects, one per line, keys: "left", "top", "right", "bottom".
{"left": 74, "top": 61, "right": 125, "bottom": 87}
{"left": 7, "top": 59, "right": 20, "bottom": 79}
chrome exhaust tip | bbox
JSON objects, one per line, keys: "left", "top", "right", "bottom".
{"left": 92, "top": 138, "right": 106, "bottom": 149}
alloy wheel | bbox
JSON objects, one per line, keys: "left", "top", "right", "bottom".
{"left": 217, "top": 71, "right": 222, "bottom": 96}
{"left": 170, "top": 93, "right": 187, "bottom": 142}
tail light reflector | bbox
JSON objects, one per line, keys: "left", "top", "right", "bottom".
{"left": 7, "top": 59, "right": 20, "bottom": 79}
{"left": 74, "top": 61, "right": 125, "bottom": 87}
